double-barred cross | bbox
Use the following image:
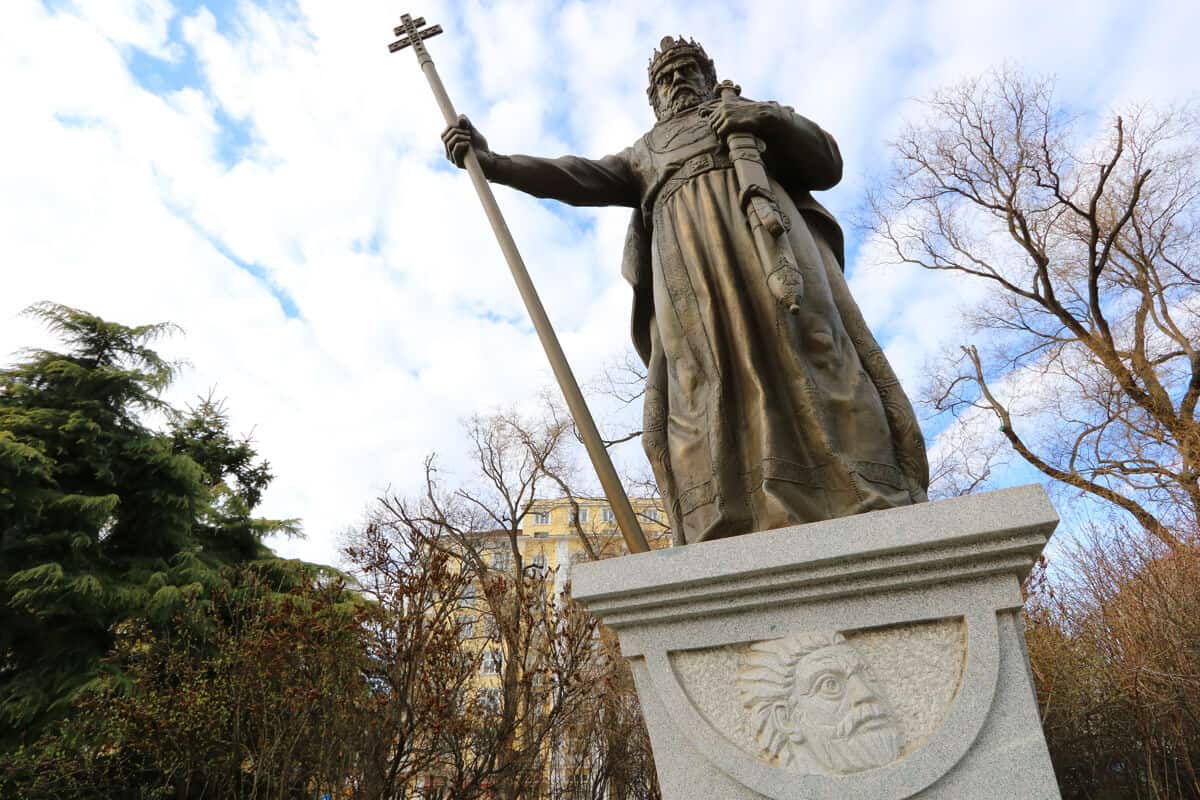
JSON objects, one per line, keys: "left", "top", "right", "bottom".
{"left": 388, "top": 14, "right": 442, "bottom": 65}
{"left": 384, "top": 10, "right": 650, "bottom": 554}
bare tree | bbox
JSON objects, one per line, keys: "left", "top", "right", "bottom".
{"left": 925, "top": 409, "right": 1009, "bottom": 500}
{"left": 548, "top": 626, "right": 660, "bottom": 800}
{"left": 377, "top": 409, "right": 609, "bottom": 800}
{"left": 580, "top": 358, "right": 680, "bottom": 547}
{"left": 589, "top": 350, "right": 648, "bottom": 429}
{"left": 870, "top": 70, "right": 1200, "bottom": 548}
{"left": 341, "top": 517, "right": 479, "bottom": 800}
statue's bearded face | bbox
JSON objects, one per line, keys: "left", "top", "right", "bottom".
{"left": 788, "top": 644, "right": 901, "bottom": 773}
{"left": 650, "top": 56, "right": 712, "bottom": 119}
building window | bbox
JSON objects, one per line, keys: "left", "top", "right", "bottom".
{"left": 602, "top": 507, "right": 616, "bottom": 523}
{"left": 645, "top": 508, "right": 661, "bottom": 522}
{"left": 491, "top": 549, "right": 511, "bottom": 571}
{"left": 477, "top": 687, "right": 501, "bottom": 712}
{"left": 534, "top": 531, "right": 549, "bottom": 539}
{"left": 531, "top": 552, "right": 547, "bottom": 571}
{"left": 568, "top": 506, "right": 589, "bottom": 524}
{"left": 459, "top": 584, "right": 477, "bottom": 609}
{"left": 481, "top": 649, "right": 502, "bottom": 675}
{"left": 532, "top": 511, "right": 550, "bottom": 525}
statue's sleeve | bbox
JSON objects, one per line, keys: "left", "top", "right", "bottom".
{"left": 766, "top": 105, "right": 844, "bottom": 192}
{"left": 481, "top": 149, "right": 639, "bottom": 208}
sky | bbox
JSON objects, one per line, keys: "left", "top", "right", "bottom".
{"left": 2, "top": 0, "right": 1197, "bottom": 567}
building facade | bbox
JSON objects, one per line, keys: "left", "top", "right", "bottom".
{"left": 444, "top": 496, "right": 670, "bottom": 800}
{"left": 518, "top": 496, "right": 671, "bottom": 599}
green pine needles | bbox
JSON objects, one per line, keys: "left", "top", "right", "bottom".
{"left": 0, "top": 303, "right": 303, "bottom": 749}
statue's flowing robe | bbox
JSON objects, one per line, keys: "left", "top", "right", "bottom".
{"left": 484, "top": 99, "right": 928, "bottom": 544}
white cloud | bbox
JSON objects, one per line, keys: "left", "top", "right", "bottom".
{"left": 3, "top": 0, "right": 1196, "bottom": 566}
{"left": 68, "top": 0, "right": 179, "bottom": 58}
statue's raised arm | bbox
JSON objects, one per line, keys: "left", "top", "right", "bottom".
{"left": 442, "top": 115, "right": 639, "bottom": 208}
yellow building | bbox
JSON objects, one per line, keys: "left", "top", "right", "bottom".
{"left": 517, "top": 496, "right": 672, "bottom": 596}
{"left": 465, "top": 496, "right": 670, "bottom": 704}
{"left": 435, "top": 497, "right": 670, "bottom": 798}
{"left": 524, "top": 497, "right": 670, "bottom": 798}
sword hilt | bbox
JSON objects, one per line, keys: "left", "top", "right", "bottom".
{"left": 718, "top": 81, "right": 787, "bottom": 238}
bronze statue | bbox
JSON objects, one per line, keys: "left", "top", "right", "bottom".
{"left": 443, "top": 36, "right": 929, "bottom": 544}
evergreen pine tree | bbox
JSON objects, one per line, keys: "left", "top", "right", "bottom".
{"left": 0, "top": 303, "right": 299, "bottom": 747}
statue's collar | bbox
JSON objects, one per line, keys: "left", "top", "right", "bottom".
{"left": 647, "top": 101, "right": 721, "bottom": 154}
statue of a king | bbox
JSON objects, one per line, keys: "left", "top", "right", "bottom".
{"left": 443, "top": 36, "right": 929, "bottom": 545}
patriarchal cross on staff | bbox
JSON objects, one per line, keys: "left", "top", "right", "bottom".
{"left": 389, "top": 13, "right": 650, "bottom": 554}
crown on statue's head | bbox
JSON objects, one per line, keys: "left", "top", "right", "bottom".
{"left": 647, "top": 35, "right": 714, "bottom": 84}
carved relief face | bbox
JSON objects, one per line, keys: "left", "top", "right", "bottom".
{"left": 739, "top": 631, "right": 901, "bottom": 775}
{"left": 789, "top": 643, "right": 900, "bottom": 773}
{"left": 650, "top": 56, "right": 712, "bottom": 120}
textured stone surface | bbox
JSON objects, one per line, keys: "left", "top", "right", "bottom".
{"left": 848, "top": 618, "right": 966, "bottom": 755}
{"left": 573, "top": 486, "right": 1062, "bottom": 799}
{"left": 672, "top": 617, "right": 965, "bottom": 773}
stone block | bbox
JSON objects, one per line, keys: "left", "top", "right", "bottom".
{"left": 570, "top": 485, "right": 1062, "bottom": 799}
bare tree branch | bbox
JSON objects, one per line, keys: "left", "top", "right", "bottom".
{"left": 872, "top": 70, "right": 1200, "bottom": 542}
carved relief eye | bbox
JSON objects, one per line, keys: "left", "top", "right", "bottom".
{"left": 815, "top": 674, "right": 844, "bottom": 699}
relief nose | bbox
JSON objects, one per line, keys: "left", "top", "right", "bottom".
{"left": 846, "top": 674, "right": 874, "bottom": 706}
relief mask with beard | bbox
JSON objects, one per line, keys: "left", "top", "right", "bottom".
{"left": 789, "top": 644, "right": 901, "bottom": 773}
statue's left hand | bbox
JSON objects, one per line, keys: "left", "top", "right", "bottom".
{"left": 707, "top": 100, "right": 785, "bottom": 139}
{"left": 441, "top": 114, "right": 491, "bottom": 169}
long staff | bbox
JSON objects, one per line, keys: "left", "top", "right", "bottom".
{"left": 389, "top": 13, "right": 649, "bottom": 554}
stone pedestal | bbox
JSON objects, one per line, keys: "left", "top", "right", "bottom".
{"left": 571, "top": 485, "right": 1061, "bottom": 799}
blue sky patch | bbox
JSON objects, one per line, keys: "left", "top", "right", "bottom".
{"left": 543, "top": 202, "right": 596, "bottom": 239}
{"left": 165, "top": 202, "right": 302, "bottom": 320}
{"left": 470, "top": 307, "right": 528, "bottom": 330}
{"left": 115, "top": 1, "right": 263, "bottom": 170}
{"left": 209, "top": 237, "right": 302, "bottom": 320}
{"left": 352, "top": 229, "right": 383, "bottom": 256}
{"left": 173, "top": 0, "right": 247, "bottom": 37}
{"left": 54, "top": 112, "right": 104, "bottom": 129}
{"left": 216, "top": 246, "right": 302, "bottom": 320}
{"left": 889, "top": 41, "right": 936, "bottom": 73}
{"left": 119, "top": 2, "right": 244, "bottom": 97}
{"left": 212, "top": 106, "right": 257, "bottom": 168}
{"left": 126, "top": 44, "right": 202, "bottom": 95}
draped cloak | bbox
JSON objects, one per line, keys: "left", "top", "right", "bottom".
{"left": 483, "top": 99, "right": 928, "bottom": 544}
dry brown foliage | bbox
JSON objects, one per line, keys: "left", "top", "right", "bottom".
{"left": 359, "top": 408, "right": 659, "bottom": 800}
{"left": 1025, "top": 526, "right": 1200, "bottom": 798}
